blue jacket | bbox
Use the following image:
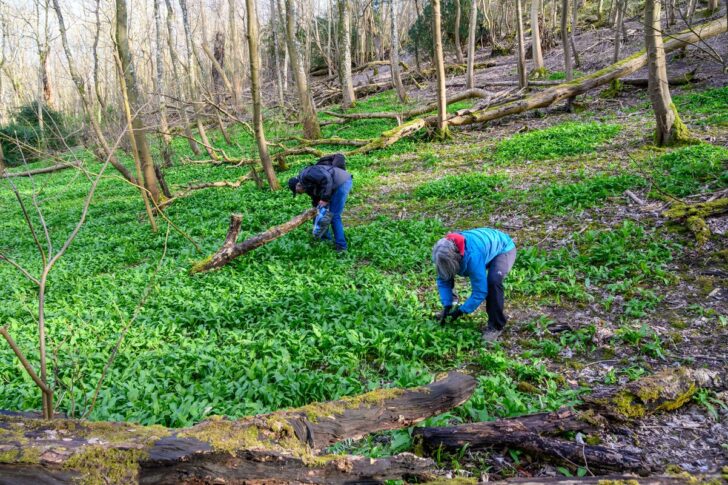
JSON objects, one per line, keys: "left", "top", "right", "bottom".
{"left": 436, "top": 228, "right": 516, "bottom": 314}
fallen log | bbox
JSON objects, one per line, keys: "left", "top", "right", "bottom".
{"left": 3, "top": 162, "right": 80, "bottom": 178}
{"left": 662, "top": 198, "right": 728, "bottom": 246}
{"left": 0, "top": 372, "right": 476, "bottom": 484}
{"left": 350, "top": 17, "right": 727, "bottom": 153}
{"left": 190, "top": 209, "right": 318, "bottom": 273}
{"left": 416, "top": 368, "right": 721, "bottom": 476}
{"left": 414, "top": 409, "right": 644, "bottom": 474}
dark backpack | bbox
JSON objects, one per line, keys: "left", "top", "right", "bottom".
{"left": 316, "top": 153, "right": 346, "bottom": 171}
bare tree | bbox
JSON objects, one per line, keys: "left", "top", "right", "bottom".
{"left": 645, "top": 0, "right": 690, "bottom": 145}
{"left": 246, "top": 0, "right": 280, "bottom": 189}
{"left": 285, "top": 0, "right": 322, "bottom": 138}
{"left": 115, "top": 0, "right": 162, "bottom": 203}
{"left": 465, "top": 0, "right": 478, "bottom": 88}
{"left": 338, "top": 0, "right": 356, "bottom": 108}
{"left": 570, "top": 0, "right": 581, "bottom": 67}
{"left": 390, "top": 0, "right": 408, "bottom": 102}
{"left": 454, "top": 0, "right": 464, "bottom": 62}
{"left": 228, "top": 0, "right": 245, "bottom": 111}
{"left": 561, "top": 0, "right": 574, "bottom": 110}
{"left": 516, "top": 0, "right": 528, "bottom": 88}
{"left": 531, "top": 0, "right": 545, "bottom": 76}
{"left": 270, "top": 0, "right": 286, "bottom": 108}
{"left": 432, "top": 0, "right": 449, "bottom": 138}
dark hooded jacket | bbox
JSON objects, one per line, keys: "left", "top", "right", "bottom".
{"left": 298, "top": 165, "right": 352, "bottom": 206}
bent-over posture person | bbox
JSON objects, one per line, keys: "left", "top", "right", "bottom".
{"left": 288, "top": 164, "right": 353, "bottom": 252}
{"left": 432, "top": 228, "right": 517, "bottom": 341}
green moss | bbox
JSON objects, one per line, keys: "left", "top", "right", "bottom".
{"left": 179, "top": 419, "right": 262, "bottom": 455}
{"left": 529, "top": 67, "right": 548, "bottom": 79}
{"left": 596, "top": 480, "right": 640, "bottom": 485}
{"left": 664, "top": 103, "right": 694, "bottom": 146}
{"left": 0, "top": 447, "right": 41, "bottom": 464}
{"left": 584, "top": 434, "right": 602, "bottom": 445}
{"left": 610, "top": 390, "right": 647, "bottom": 419}
{"left": 189, "top": 255, "right": 214, "bottom": 274}
{"left": 517, "top": 381, "right": 539, "bottom": 394}
{"left": 686, "top": 216, "right": 710, "bottom": 246}
{"left": 425, "top": 478, "right": 478, "bottom": 485}
{"left": 64, "top": 446, "right": 146, "bottom": 485}
{"left": 601, "top": 79, "right": 623, "bottom": 98}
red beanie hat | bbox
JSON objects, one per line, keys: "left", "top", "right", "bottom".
{"left": 445, "top": 233, "right": 465, "bottom": 256}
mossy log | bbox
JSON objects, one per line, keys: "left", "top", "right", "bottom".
{"left": 3, "top": 162, "right": 81, "bottom": 178}
{"left": 0, "top": 372, "right": 476, "bottom": 484}
{"left": 663, "top": 198, "right": 728, "bottom": 246}
{"left": 583, "top": 367, "right": 721, "bottom": 421}
{"left": 190, "top": 209, "right": 318, "bottom": 273}
{"left": 414, "top": 409, "right": 645, "bottom": 474}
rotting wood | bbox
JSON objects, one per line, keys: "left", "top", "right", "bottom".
{"left": 663, "top": 198, "right": 728, "bottom": 246}
{"left": 190, "top": 208, "right": 318, "bottom": 273}
{"left": 0, "top": 372, "right": 476, "bottom": 484}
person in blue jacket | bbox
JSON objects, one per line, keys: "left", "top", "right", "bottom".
{"left": 432, "top": 228, "right": 517, "bottom": 340}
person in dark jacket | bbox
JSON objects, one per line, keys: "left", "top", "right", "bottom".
{"left": 288, "top": 165, "right": 353, "bottom": 252}
{"left": 432, "top": 228, "right": 517, "bottom": 341}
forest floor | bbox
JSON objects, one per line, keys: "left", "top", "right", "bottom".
{"left": 1, "top": 9, "right": 727, "bottom": 483}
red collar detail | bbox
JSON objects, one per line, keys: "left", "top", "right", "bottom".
{"left": 445, "top": 233, "right": 465, "bottom": 256}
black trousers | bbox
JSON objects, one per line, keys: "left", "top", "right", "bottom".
{"left": 485, "top": 248, "right": 517, "bottom": 330}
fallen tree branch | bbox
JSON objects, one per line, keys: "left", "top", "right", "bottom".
{"left": 0, "top": 372, "right": 476, "bottom": 483}
{"left": 190, "top": 208, "right": 319, "bottom": 273}
{"left": 3, "top": 162, "right": 80, "bottom": 177}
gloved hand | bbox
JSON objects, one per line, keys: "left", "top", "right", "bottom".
{"left": 438, "top": 305, "right": 453, "bottom": 325}
{"left": 447, "top": 307, "right": 464, "bottom": 323}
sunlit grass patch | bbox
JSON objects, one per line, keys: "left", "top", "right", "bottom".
{"left": 495, "top": 122, "right": 621, "bottom": 163}
{"left": 650, "top": 143, "right": 728, "bottom": 197}
{"left": 414, "top": 173, "right": 510, "bottom": 200}
{"left": 674, "top": 85, "right": 728, "bottom": 126}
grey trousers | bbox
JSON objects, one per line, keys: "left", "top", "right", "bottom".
{"left": 485, "top": 248, "right": 517, "bottom": 330}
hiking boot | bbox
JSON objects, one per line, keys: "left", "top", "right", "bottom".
{"left": 334, "top": 245, "right": 347, "bottom": 254}
{"left": 481, "top": 324, "right": 503, "bottom": 342}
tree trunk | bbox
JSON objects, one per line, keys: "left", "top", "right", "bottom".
{"left": 645, "top": 0, "right": 690, "bottom": 146}
{"left": 164, "top": 0, "right": 200, "bottom": 156}
{"left": 92, "top": 0, "right": 106, "bottom": 111}
{"left": 0, "top": 372, "right": 476, "bottom": 483}
{"left": 666, "top": 0, "right": 676, "bottom": 27}
{"left": 246, "top": 0, "right": 280, "bottom": 190}
{"left": 465, "top": 0, "right": 478, "bottom": 88}
{"left": 414, "top": 0, "right": 423, "bottom": 71}
{"left": 454, "top": 0, "right": 465, "bottom": 62}
{"left": 390, "top": 0, "right": 408, "bottom": 102}
{"left": 432, "top": 0, "right": 449, "bottom": 137}
{"left": 153, "top": 0, "right": 172, "bottom": 150}
{"left": 561, "top": 0, "right": 574, "bottom": 110}
{"left": 613, "top": 0, "right": 624, "bottom": 63}
{"left": 338, "top": 0, "right": 356, "bottom": 108}
{"left": 531, "top": 0, "right": 545, "bottom": 75}
{"left": 570, "top": 0, "right": 581, "bottom": 67}
{"left": 50, "top": 0, "right": 137, "bottom": 185}
{"left": 285, "top": 0, "right": 322, "bottom": 138}
{"left": 708, "top": 0, "right": 719, "bottom": 11}
{"left": 271, "top": 0, "right": 286, "bottom": 109}
{"left": 115, "top": 0, "right": 161, "bottom": 204}
{"left": 516, "top": 0, "right": 528, "bottom": 88}
{"left": 228, "top": 0, "right": 245, "bottom": 112}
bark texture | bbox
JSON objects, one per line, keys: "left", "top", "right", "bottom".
{"left": 432, "top": 0, "right": 449, "bottom": 137}
{"left": 338, "top": 0, "right": 356, "bottom": 108}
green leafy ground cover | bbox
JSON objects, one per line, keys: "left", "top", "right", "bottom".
{"left": 1, "top": 87, "right": 726, "bottom": 467}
